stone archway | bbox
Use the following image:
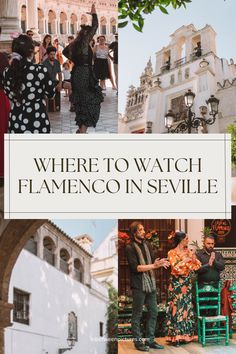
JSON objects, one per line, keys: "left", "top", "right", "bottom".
{"left": 0, "top": 189, "right": 45, "bottom": 354}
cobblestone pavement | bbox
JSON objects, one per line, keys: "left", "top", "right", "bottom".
{"left": 48, "top": 87, "right": 118, "bottom": 134}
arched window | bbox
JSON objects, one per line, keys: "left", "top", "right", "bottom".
{"left": 74, "top": 259, "right": 84, "bottom": 283}
{"left": 60, "top": 12, "right": 67, "bottom": 34}
{"left": 43, "top": 236, "right": 55, "bottom": 265}
{"left": 24, "top": 235, "right": 37, "bottom": 255}
{"left": 21, "top": 5, "right": 27, "bottom": 33}
{"left": 60, "top": 248, "right": 70, "bottom": 274}
{"left": 68, "top": 312, "right": 78, "bottom": 341}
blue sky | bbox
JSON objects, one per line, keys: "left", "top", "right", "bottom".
{"left": 119, "top": 0, "right": 236, "bottom": 113}
{"left": 52, "top": 219, "right": 117, "bottom": 251}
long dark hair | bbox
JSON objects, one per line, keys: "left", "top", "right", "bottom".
{"left": 70, "top": 25, "right": 92, "bottom": 61}
{"left": 8, "top": 35, "right": 34, "bottom": 101}
{"left": 43, "top": 34, "right": 52, "bottom": 48}
{"left": 0, "top": 52, "right": 9, "bottom": 89}
{"left": 172, "top": 231, "right": 186, "bottom": 248}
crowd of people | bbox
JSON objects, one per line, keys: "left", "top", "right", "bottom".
{"left": 0, "top": 3, "right": 118, "bottom": 175}
{"left": 126, "top": 221, "right": 227, "bottom": 352}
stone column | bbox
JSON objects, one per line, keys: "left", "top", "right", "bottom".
{"left": 37, "top": 230, "right": 44, "bottom": 259}
{"left": 44, "top": 18, "right": 48, "bottom": 34}
{"left": 27, "top": 0, "right": 39, "bottom": 33}
{"left": 55, "top": 19, "right": 59, "bottom": 35}
{"left": 0, "top": 0, "right": 21, "bottom": 50}
{"left": 65, "top": 20, "right": 69, "bottom": 34}
{"left": 0, "top": 300, "right": 13, "bottom": 354}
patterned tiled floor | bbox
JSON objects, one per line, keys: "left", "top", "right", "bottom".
{"left": 48, "top": 87, "right": 118, "bottom": 134}
{"left": 118, "top": 336, "right": 236, "bottom": 354}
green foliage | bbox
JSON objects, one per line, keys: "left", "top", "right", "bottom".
{"left": 189, "top": 227, "right": 213, "bottom": 250}
{"left": 106, "top": 285, "right": 118, "bottom": 354}
{"left": 201, "top": 226, "right": 213, "bottom": 238}
{"left": 189, "top": 239, "right": 201, "bottom": 250}
{"left": 118, "top": 0, "right": 192, "bottom": 31}
{"left": 227, "top": 123, "right": 236, "bottom": 168}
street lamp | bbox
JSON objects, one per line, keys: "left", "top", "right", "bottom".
{"left": 165, "top": 89, "right": 219, "bottom": 133}
{"left": 184, "top": 89, "right": 195, "bottom": 108}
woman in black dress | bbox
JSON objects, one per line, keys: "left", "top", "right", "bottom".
{"left": 63, "top": 3, "right": 103, "bottom": 134}
{"left": 3, "top": 35, "right": 55, "bottom": 133}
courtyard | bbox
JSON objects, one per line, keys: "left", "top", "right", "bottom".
{"left": 49, "top": 87, "right": 118, "bottom": 134}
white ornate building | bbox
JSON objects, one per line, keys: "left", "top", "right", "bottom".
{"left": 91, "top": 227, "right": 118, "bottom": 289}
{"left": 0, "top": 0, "right": 117, "bottom": 49}
{"left": 119, "top": 24, "right": 236, "bottom": 134}
{"left": 4, "top": 221, "right": 109, "bottom": 354}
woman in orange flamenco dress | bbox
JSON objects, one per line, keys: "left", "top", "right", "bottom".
{"left": 166, "top": 231, "right": 201, "bottom": 346}
{"left": 0, "top": 52, "right": 10, "bottom": 177}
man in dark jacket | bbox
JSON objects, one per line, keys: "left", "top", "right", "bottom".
{"left": 126, "top": 221, "right": 169, "bottom": 352}
{"left": 196, "top": 235, "right": 225, "bottom": 286}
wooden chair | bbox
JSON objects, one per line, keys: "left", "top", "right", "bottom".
{"left": 229, "top": 283, "right": 236, "bottom": 338}
{"left": 196, "top": 282, "right": 229, "bottom": 347}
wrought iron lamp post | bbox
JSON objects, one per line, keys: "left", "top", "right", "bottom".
{"left": 165, "top": 89, "right": 219, "bottom": 133}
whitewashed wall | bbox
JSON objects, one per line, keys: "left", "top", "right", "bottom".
{"left": 5, "top": 249, "right": 108, "bottom": 354}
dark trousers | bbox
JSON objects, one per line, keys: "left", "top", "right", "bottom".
{"left": 132, "top": 289, "right": 158, "bottom": 345}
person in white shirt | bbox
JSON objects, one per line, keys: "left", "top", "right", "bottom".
{"left": 62, "top": 61, "right": 71, "bottom": 97}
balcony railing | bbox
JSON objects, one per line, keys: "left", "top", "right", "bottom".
{"left": 43, "top": 248, "right": 54, "bottom": 266}
{"left": 190, "top": 50, "right": 202, "bottom": 62}
{"left": 160, "top": 63, "right": 171, "bottom": 74}
{"left": 174, "top": 57, "right": 187, "bottom": 68}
